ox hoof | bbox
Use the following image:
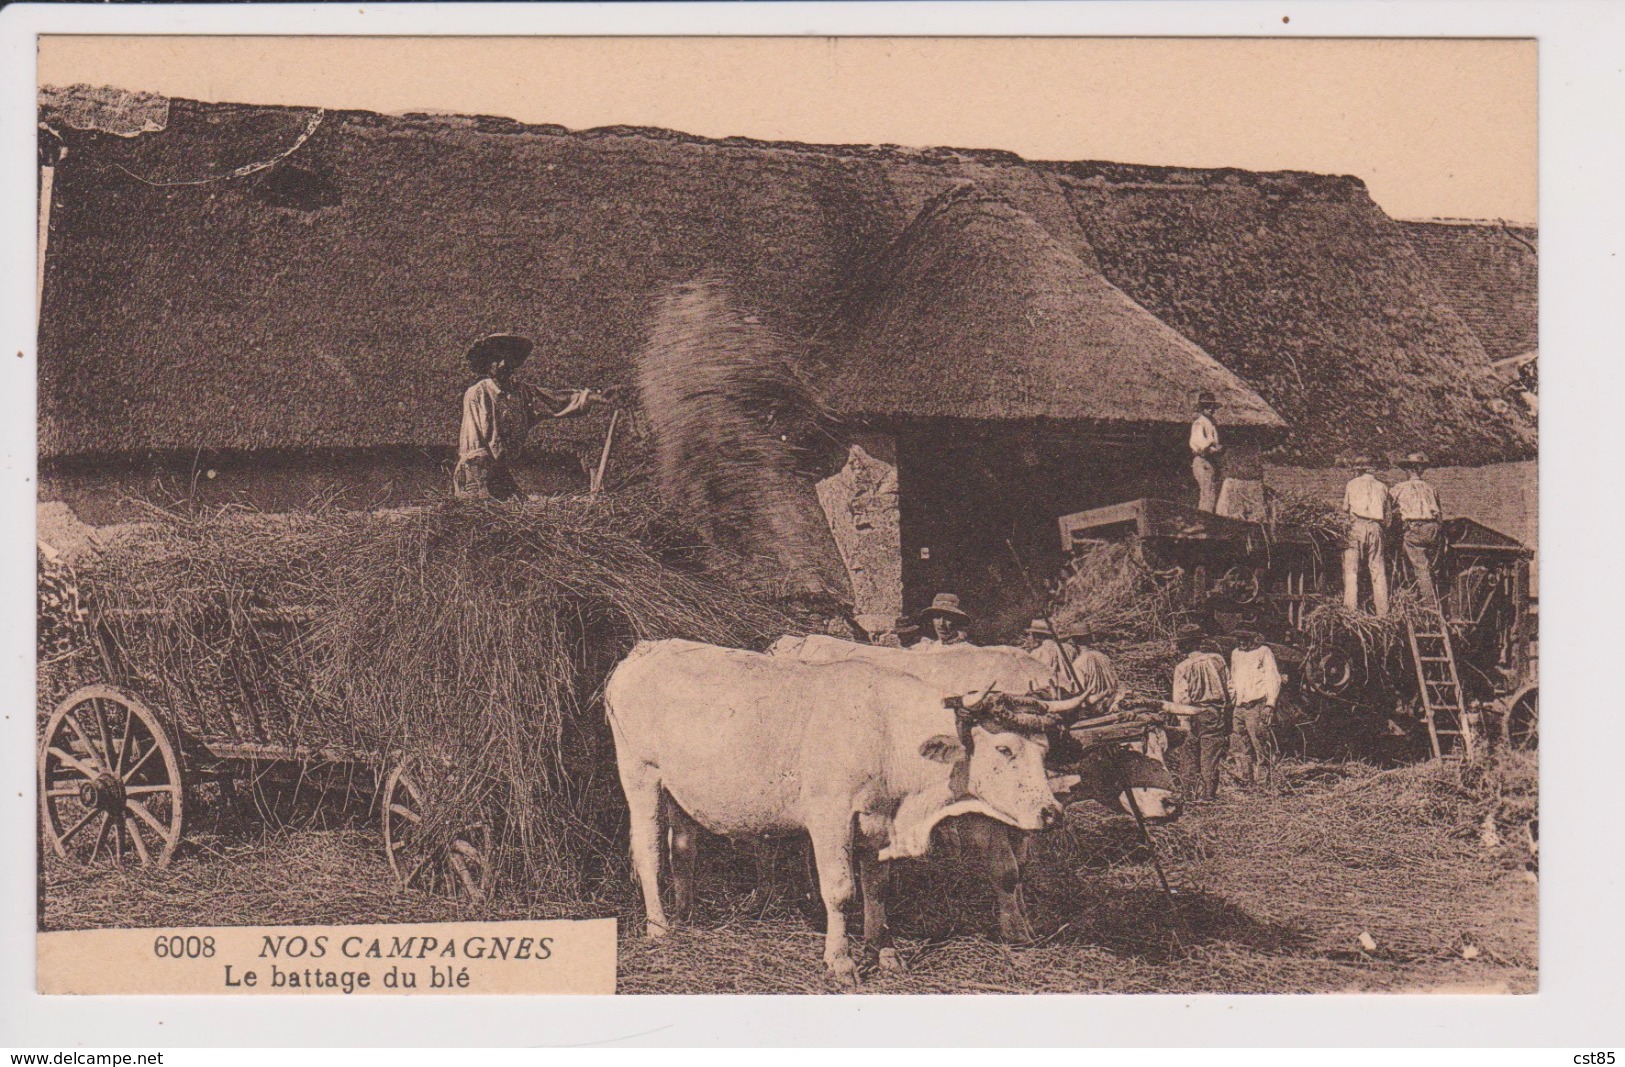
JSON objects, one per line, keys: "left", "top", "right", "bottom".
{"left": 826, "top": 956, "right": 861, "bottom": 989}
{"left": 876, "top": 948, "right": 906, "bottom": 975}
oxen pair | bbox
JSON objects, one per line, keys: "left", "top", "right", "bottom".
{"left": 604, "top": 637, "right": 1176, "bottom": 985}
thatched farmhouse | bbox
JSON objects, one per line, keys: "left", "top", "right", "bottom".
{"left": 37, "top": 87, "right": 1534, "bottom": 632}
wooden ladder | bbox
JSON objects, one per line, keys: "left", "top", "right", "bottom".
{"left": 1405, "top": 593, "right": 1475, "bottom": 761}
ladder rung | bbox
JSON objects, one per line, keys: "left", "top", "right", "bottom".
{"left": 1419, "top": 655, "right": 1452, "bottom": 663}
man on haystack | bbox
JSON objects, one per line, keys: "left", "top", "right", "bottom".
{"left": 1341, "top": 454, "right": 1391, "bottom": 616}
{"left": 913, "top": 593, "right": 973, "bottom": 651}
{"left": 1390, "top": 452, "right": 1445, "bottom": 604}
{"left": 1189, "top": 391, "right": 1225, "bottom": 512}
{"left": 1163, "top": 622, "right": 1232, "bottom": 804}
{"left": 454, "top": 333, "right": 606, "bottom": 500}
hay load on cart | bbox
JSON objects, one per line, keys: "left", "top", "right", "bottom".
{"left": 1050, "top": 496, "right": 1535, "bottom": 760}
{"left": 37, "top": 497, "right": 797, "bottom": 901}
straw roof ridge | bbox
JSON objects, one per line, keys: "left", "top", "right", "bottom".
{"left": 37, "top": 87, "right": 1528, "bottom": 465}
{"left": 831, "top": 185, "right": 1285, "bottom": 428}
{"left": 1038, "top": 163, "right": 1536, "bottom": 465}
{"left": 1398, "top": 219, "right": 1538, "bottom": 363}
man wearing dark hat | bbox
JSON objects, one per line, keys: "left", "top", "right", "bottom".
{"left": 1341, "top": 453, "right": 1391, "bottom": 615}
{"left": 1163, "top": 622, "right": 1232, "bottom": 803}
{"left": 1189, "top": 391, "right": 1224, "bottom": 513}
{"left": 454, "top": 333, "right": 603, "bottom": 500}
{"left": 1390, "top": 452, "right": 1444, "bottom": 603}
{"left": 1227, "top": 628, "right": 1282, "bottom": 788}
{"left": 913, "top": 593, "right": 973, "bottom": 651}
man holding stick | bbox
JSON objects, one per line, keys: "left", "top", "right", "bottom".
{"left": 454, "top": 333, "right": 609, "bottom": 500}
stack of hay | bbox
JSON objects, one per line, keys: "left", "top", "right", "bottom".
{"left": 59, "top": 496, "right": 797, "bottom": 900}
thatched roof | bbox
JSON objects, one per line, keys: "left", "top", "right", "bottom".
{"left": 1399, "top": 219, "right": 1538, "bottom": 363}
{"left": 830, "top": 188, "right": 1283, "bottom": 428}
{"left": 1041, "top": 163, "right": 1536, "bottom": 465}
{"left": 38, "top": 88, "right": 1532, "bottom": 466}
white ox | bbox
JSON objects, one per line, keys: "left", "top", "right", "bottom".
{"left": 604, "top": 638, "right": 1078, "bottom": 984}
{"left": 769, "top": 634, "right": 1181, "bottom": 942}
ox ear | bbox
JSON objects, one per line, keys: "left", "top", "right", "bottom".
{"left": 919, "top": 734, "right": 965, "bottom": 764}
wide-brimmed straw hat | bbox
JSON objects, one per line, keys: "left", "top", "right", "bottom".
{"left": 1175, "top": 622, "right": 1207, "bottom": 645}
{"left": 1024, "top": 618, "right": 1057, "bottom": 638}
{"left": 1195, "top": 390, "right": 1220, "bottom": 409}
{"left": 466, "top": 333, "right": 533, "bottom": 374}
{"left": 1400, "top": 451, "right": 1431, "bottom": 469}
{"left": 920, "top": 593, "right": 970, "bottom": 622}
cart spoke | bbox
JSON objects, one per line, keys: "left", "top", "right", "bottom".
{"left": 123, "top": 784, "right": 177, "bottom": 796}
{"left": 121, "top": 741, "right": 158, "bottom": 783}
{"left": 47, "top": 746, "right": 99, "bottom": 780}
{"left": 448, "top": 852, "right": 479, "bottom": 898}
{"left": 89, "top": 812, "right": 112, "bottom": 862}
{"left": 115, "top": 703, "right": 135, "bottom": 776}
{"left": 389, "top": 803, "right": 422, "bottom": 825}
{"left": 62, "top": 714, "right": 102, "bottom": 767}
{"left": 94, "top": 700, "right": 117, "bottom": 780}
{"left": 59, "top": 807, "right": 100, "bottom": 846}
{"left": 127, "top": 799, "right": 175, "bottom": 846}
{"left": 113, "top": 812, "right": 125, "bottom": 863}
{"left": 45, "top": 786, "right": 82, "bottom": 798}
{"left": 125, "top": 816, "right": 151, "bottom": 864}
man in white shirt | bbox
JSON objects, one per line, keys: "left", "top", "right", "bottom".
{"left": 913, "top": 593, "right": 973, "bottom": 651}
{"left": 1390, "top": 452, "right": 1444, "bottom": 603}
{"left": 1228, "top": 629, "right": 1282, "bottom": 787}
{"left": 1189, "top": 391, "right": 1224, "bottom": 512}
{"left": 1341, "top": 455, "right": 1391, "bottom": 615}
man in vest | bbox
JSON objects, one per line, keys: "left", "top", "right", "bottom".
{"left": 1021, "top": 620, "right": 1121, "bottom": 712}
{"left": 1189, "top": 391, "right": 1224, "bottom": 512}
{"left": 1391, "top": 452, "right": 1445, "bottom": 603}
{"left": 1163, "top": 623, "right": 1232, "bottom": 804}
{"left": 1341, "top": 454, "right": 1391, "bottom": 616}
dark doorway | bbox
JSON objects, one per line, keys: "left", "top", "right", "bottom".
{"left": 896, "top": 420, "right": 1187, "bottom": 641}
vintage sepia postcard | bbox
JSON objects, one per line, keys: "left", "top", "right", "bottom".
{"left": 28, "top": 30, "right": 1541, "bottom": 1007}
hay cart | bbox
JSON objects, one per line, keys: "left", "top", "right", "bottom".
{"left": 37, "top": 599, "right": 497, "bottom": 899}
{"left": 1057, "top": 498, "right": 1536, "bottom": 758}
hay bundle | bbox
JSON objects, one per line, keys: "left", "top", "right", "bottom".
{"left": 1051, "top": 540, "right": 1182, "bottom": 645}
{"left": 66, "top": 497, "right": 797, "bottom": 899}
{"left": 637, "top": 274, "right": 852, "bottom": 611}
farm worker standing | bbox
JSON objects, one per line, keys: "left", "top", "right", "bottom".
{"left": 1227, "top": 628, "right": 1282, "bottom": 788}
{"left": 1163, "top": 623, "right": 1232, "bottom": 804}
{"left": 1391, "top": 452, "right": 1444, "bottom": 604}
{"left": 454, "top": 333, "right": 603, "bottom": 500}
{"left": 1341, "top": 455, "right": 1391, "bottom": 616}
{"left": 913, "top": 593, "right": 973, "bottom": 651}
{"left": 1189, "top": 391, "right": 1224, "bottom": 512}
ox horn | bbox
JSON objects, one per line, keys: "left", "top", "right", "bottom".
{"left": 955, "top": 681, "right": 998, "bottom": 712}
{"left": 1033, "top": 692, "right": 1090, "bottom": 716}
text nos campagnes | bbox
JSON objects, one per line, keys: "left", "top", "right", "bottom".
{"left": 257, "top": 933, "right": 555, "bottom": 961}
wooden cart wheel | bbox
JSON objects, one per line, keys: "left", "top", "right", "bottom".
{"left": 381, "top": 763, "right": 495, "bottom": 901}
{"left": 1504, "top": 687, "right": 1538, "bottom": 751}
{"left": 38, "top": 685, "right": 184, "bottom": 867}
